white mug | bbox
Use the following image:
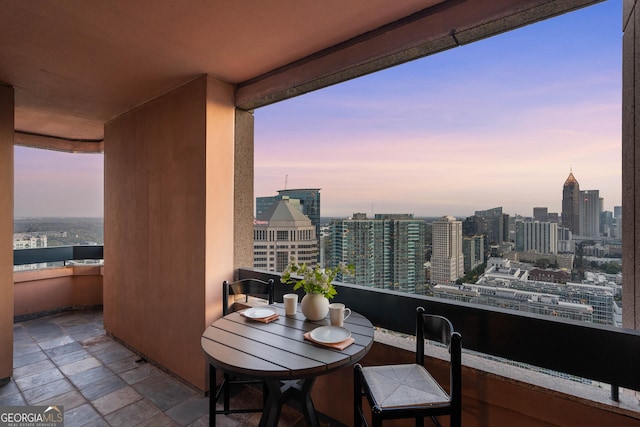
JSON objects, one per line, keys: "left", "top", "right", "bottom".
{"left": 329, "top": 303, "right": 351, "bottom": 327}
{"left": 283, "top": 293, "right": 298, "bottom": 316}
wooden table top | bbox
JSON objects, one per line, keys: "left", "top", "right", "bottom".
{"left": 201, "top": 303, "right": 374, "bottom": 380}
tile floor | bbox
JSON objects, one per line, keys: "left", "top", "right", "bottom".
{"left": 1, "top": 310, "right": 331, "bottom": 427}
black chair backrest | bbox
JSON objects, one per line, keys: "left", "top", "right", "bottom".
{"left": 223, "top": 278, "right": 274, "bottom": 315}
{"left": 415, "top": 306, "right": 457, "bottom": 364}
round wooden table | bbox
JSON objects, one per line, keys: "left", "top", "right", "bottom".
{"left": 201, "top": 303, "right": 374, "bottom": 427}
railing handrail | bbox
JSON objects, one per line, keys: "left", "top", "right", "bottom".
{"left": 13, "top": 245, "right": 104, "bottom": 266}
{"left": 239, "top": 267, "right": 640, "bottom": 394}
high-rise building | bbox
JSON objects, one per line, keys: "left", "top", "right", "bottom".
{"left": 256, "top": 188, "right": 321, "bottom": 248}
{"left": 462, "top": 235, "right": 484, "bottom": 273}
{"left": 579, "top": 190, "right": 601, "bottom": 239}
{"left": 253, "top": 198, "right": 318, "bottom": 272}
{"left": 431, "top": 215, "right": 464, "bottom": 285}
{"left": 533, "top": 207, "right": 548, "bottom": 222}
{"left": 473, "top": 207, "right": 508, "bottom": 244}
{"left": 256, "top": 189, "right": 321, "bottom": 263}
{"left": 514, "top": 220, "right": 558, "bottom": 254}
{"left": 561, "top": 171, "right": 580, "bottom": 235}
{"left": 329, "top": 213, "right": 425, "bottom": 293}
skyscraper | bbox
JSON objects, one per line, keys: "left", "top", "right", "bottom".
{"left": 515, "top": 220, "right": 558, "bottom": 254}
{"left": 253, "top": 198, "right": 318, "bottom": 272}
{"left": 579, "top": 190, "right": 601, "bottom": 239}
{"left": 431, "top": 215, "right": 464, "bottom": 285}
{"left": 329, "top": 213, "right": 425, "bottom": 293}
{"left": 561, "top": 171, "right": 580, "bottom": 235}
{"left": 256, "top": 188, "right": 321, "bottom": 245}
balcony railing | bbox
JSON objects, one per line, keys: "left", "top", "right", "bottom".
{"left": 11, "top": 248, "right": 640, "bottom": 400}
{"left": 13, "top": 245, "right": 103, "bottom": 266}
{"left": 241, "top": 267, "right": 640, "bottom": 401}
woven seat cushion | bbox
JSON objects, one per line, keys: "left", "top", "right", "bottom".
{"left": 361, "top": 364, "right": 449, "bottom": 409}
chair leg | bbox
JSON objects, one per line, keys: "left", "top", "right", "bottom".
{"left": 223, "top": 373, "right": 230, "bottom": 412}
{"left": 209, "top": 365, "right": 216, "bottom": 427}
{"left": 354, "top": 365, "right": 362, "bottom": 427}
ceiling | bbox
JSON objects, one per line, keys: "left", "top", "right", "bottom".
{"left": 0, "top": 0, "right": 596, "bottom": 144}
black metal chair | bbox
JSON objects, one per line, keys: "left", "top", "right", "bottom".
{"left": 354, "top": 306, "right": 462, "bottom": 427}
{"left": 209, "top": 278, "right": 274, "bottom": 427}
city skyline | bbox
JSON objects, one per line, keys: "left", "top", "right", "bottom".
{"left": 13, "top": 1, "right": 621, "bottom": 219}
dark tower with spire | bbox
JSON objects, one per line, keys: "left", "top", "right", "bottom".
{"left": 562, "top": 170, "right": 580, "bottom": 235}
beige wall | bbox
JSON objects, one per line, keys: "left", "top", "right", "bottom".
{"left": 14, "top": 267, "right": 103, "bottom": 318}
{"left": 104, "top": 75, "right": 236, "bottom": 391}
{"left": 623, "top": 0, "right": 639, "bottom": 329}
{"left": 0, "top": 85, "right": 13, "bottom": 382}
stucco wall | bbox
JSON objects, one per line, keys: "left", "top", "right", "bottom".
{"left": 13, "top": 266, "right": 103, "bottom": 318}
{"left": 104, "top": 75, "right": 235, "bottom": 391}
{"left": 0, "top": 85, "right": 14, "bottom": 382}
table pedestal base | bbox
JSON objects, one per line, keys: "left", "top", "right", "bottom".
{"left": 261, "top": 378, "right": 319, "bottom": 427}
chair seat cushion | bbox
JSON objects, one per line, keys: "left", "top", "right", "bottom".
{"left": 361, "top": 364, "right": 450, "bottom": 409}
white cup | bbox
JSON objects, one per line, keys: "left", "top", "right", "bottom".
{"left": 329, "top": 303, "right": 351, "bottom": 327}
{"left": 283, "top": 293, "right": 298, "bottom": 316}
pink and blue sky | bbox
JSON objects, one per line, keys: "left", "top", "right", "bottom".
{"left": 14, "top": 0, "right": 622, "bottom": 219}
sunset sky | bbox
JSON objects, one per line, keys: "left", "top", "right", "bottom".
{"left": 14, "top": 0, "right": 622, "bottom": 219}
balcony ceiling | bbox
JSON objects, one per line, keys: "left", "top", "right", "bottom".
{"left": 0, "top": 0, "right": 596, "bottom": 143}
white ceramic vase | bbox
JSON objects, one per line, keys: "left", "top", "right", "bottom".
{"left": 300, "top": 293, "right": 330, "bottom": 321}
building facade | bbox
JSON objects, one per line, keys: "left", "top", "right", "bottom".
{"left": 328, "top": 213, "right": 426, "bottom": 293}
{"left": 561, "top": 171, "right": 580, "bottom": 235}
{"left": 254, "top": 198, "right": 318, "bottom": 272}
{"left": 579, "top": 190, "right": 601, "bottom": 239}
{"left": 256, "top": 189, "right": 321, "bottom": 242}
{"left": 515, "top": 220, "right": 558, "bottom": 255}
{"left": 431, "top": 215, "right": 464, "bottom": 285}
{"left": 463, "top": 235, "right": 484, "bottom": 273}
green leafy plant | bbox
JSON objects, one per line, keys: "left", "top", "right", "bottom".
{"left": 281, "top": 258, "right": 354, "bottom": 299}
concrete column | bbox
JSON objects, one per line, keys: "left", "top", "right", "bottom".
{"left": 234, "top": 109, "right": 255, "bottom": 271}
{"left": 104, "top": 75, "right": 236, "bottom": 390}
{"left": 623, "top": 0, "right": 639, "bottom": 329}
{"left": 0, "top": 85, "right": 14, "bottom": 384}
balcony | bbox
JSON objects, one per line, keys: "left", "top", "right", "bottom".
{"left": 6, "top": 247, "right": 640, "bottom": 426}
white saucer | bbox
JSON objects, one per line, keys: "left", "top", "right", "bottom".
{"left": 242, "top": 307, "right": 277, "bottom": 319}
{"left": 310, "top": 326, "right": 351, "bottom": 344}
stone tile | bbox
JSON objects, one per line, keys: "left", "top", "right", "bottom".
{"left": 59, "top": 356, "right": 102, "bottom": 376}
{"left": 39, "top": 334, "right": 75, "bottom": 350}
{"left": 22, "top": 378, "right": 75, "bottom": 404}
{"left": 187, "top": 415, "right": 211, "bottom": 427}
{"left": 104, "top": 398, "right": 163, "bottom": 426}
{"left": 0, "top": 379, "right": 20, "bottom": 398}
{"left": 68, "top": 366, "right": 114, "bottom": 389}
{"left": 92, "top": 385, "right": 143, "bottom": 416}
{"left": 15, "top": 367, "right": 64, "bottom": 392}
{"left": 92, "top": 345, "right": 136, "bottom": 365}
{"left": 79, "top": 374, "right": 127, "bottom": 401}
{"left": 13, "top": 358, "right": 55, "bottom": 378}
{"left": 79, "top": 418, "right": 110, "bottom": 427}
{"left": 50, "top": 348, "right": 91, "bottom": 367}
{"left": 165, "top": 395, "right": 209, "bottom": 425}
{"left": 133, "top": 374, "right": 196, "bottom": 411}
{"left": 65, "top": 403, "right": 102, "bottom": 427}
{"left": 139, "top": 413, "right": 182, "bottom": 427}
{"left": 119, "top": 361, "right": 163, "bottom": 385}
{"left": 43, "top": 341, "right": 84, "bottom": 358}
{"left": 13, "top": 349, "right": 49, "bottom": 368}
{"left": 107, "top": 353, "right": 141, "bottom": 374}
{"left": 0, "top": 392, "right": 26, "bottom": 406}
{"left": 13, "top": 350, "right": 48, "bottom": 369}
{"left": 34, "top": 389, "right": 87, "bottom": 410}
{"left": 13, "top": 340, "right": 41, "bottom": 358}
